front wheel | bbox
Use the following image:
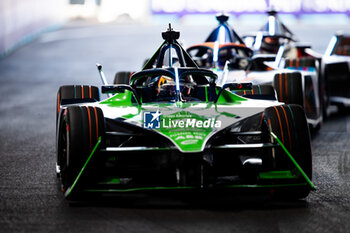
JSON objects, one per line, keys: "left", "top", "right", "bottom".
{"left": 56, "top": 85, "right": 100, "bottom": 124}
{"left": 263, "top": 104, "right": 312, "bottom": 199}
{"left": 57, "top": 106, "right": 104, "bottom": 197}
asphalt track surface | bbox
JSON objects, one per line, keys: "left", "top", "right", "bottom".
{"left": 1, "top": 20, "right": 350, "bottom": 233}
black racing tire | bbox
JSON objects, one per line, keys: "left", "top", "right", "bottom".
{"left": 273, "top": 72, "right": 303, "bottom": 107}
{"left": 235, "top": 85, "right": 276, "bottom": 100}
{"left": 317, "top": 58, "right": 328, "bottom": 121}
{"left": 57, "top": 106, "right": 104, "bottom": 197}
{"left": 263, "top": 104, "right": 312, "bottom": 199}
{"left": 56, "top": 85, "right": 100, "bottom": 124}
{"left": 284, "top": 57, "right": 316, "bottom": 68}
{"left": 114, "top": 71, "right": 133, "bottom": 84}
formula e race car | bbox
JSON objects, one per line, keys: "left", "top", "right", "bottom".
{"left": 56, "top": 26, "right": 314, "bottom": 200}
{"left": 242, "top": 10, "right": 297, "bottom": 54}
{"left": 321, "top": 33, "right": 350, "bottom": 111}
{"left": 186, "top": 14, "right": 323, "bottom": 129}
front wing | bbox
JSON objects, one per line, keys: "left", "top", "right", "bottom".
{"left": 63, "top": 131, "right": 315, "bottom": 198}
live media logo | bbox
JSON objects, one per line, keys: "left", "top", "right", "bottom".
{"left": 143, "top": 110, "right": 222, "bottom": 129}
{"left": 143, "top": 110, "right": 161, "bottom": 129}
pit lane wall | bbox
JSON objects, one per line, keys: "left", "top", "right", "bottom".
{"left": 0, "top": 0, "right": 67, "bottom": 57}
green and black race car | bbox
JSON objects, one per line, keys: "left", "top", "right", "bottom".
{"left": 56, "top": 26, "right": 314, "bottom": 200}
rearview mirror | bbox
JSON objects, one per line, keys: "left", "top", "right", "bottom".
{"left": 101, "top": 84, "right": 141, "bottom": 105}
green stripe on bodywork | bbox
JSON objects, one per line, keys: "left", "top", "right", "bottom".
{"left": 85, "top": 186, "right": 196, "bottom": 192}
{"left": 140, "top": 41, "right": 166, "bottom": 71}
{"left": 216, "top": 88, "right": 247, "bottom": 104}
{"left": 270, "top": 132, "right": 315, "bottom": 190}
{"left": 100, "top": 90, "right": 136, "bottom": 106}
{"left": 259, "top": 170, "right": 298, "bottom": 179}
{"left": 84, "top": 183, "right": 309, "bottom": 193}
{"left": 205, "top": 86, "right": 208, "bottom": 102}
{"left": 98, "top": 177, "right": 121, "bottom": 185}
{"left": 65, "top": 137, "right": 102, "bottom": 198}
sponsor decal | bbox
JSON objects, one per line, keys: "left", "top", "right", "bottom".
{"left": 143, "top": 110, "right": 222, "bottom": 129}
{"left": 143, "top": 110, "right": 161, "bottom": 129}
{"left": 162, "top": 117, "right": 221, "bottom": 128}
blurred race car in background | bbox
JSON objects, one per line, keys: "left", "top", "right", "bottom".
{"left": 55, "top": 26, "right": 314, "bottom": 200}
{"left": 242, "top": 10, "right": 350, "bottom": 114}
{"left": 186, "top": 14, "right": 323, "bottom": 129}
{"left": 321, "top": 33, "right": 350, "bottom": 111}
{"left": 242, "top": 10, "right": 297, "bottom": 54}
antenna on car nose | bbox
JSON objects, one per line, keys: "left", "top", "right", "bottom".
{"left": 96, "top": 63, "right": 112, "bottom": 98}
{"left": 162, "top": 23, "right": 180, "bottom": 43}
{"left": 96, "top": 63, "right": 108, "bottom": 85}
